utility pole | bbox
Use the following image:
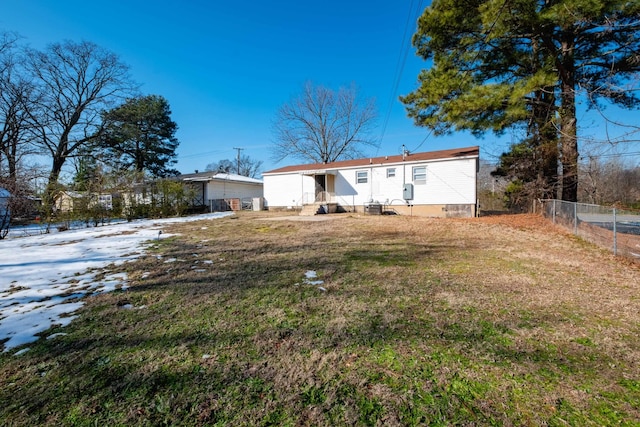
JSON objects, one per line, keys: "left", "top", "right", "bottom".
{"left": 233, "top": 147, "right": 243, "bottom": 175}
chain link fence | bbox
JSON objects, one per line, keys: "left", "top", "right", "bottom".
{"left": 537, "top": 199, "right": 640, "bottom": 261}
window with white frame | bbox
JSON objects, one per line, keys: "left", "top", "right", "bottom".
{"left": 356, "top": 170, "right": 368, "bottom": 184}
{"left": 413, "top": 166, "right": 426, "bottom": 184}
{"left": 386, "top": 168, "right": 396, "bottom": 178}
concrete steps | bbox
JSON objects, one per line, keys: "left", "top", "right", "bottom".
{"left": 299, "top": 202, "right": 338, "bottom": 216}
{"left": 299, "top": 203, "right": 322, "bottom": 216}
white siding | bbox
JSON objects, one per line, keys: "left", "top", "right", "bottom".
{"left": 263, "top": 174, "right": 304, "bottom": 207}
{"left": 207, "top": 180, "right": 263, "bottom": 200}
{"left": 300, "top": 175, "right": 317, "bottom": 204}
{"left": 263, "top": 156, "right": 477, "bottom": 209}
{"left": 418, "top": 158, "right": 477, "bottom": 204}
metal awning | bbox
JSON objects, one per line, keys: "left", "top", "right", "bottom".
{"left": 299, "top": 169, "right": 337, "bottom": 176}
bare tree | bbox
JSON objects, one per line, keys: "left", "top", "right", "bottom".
{"left": 0, "top": 32, "right": 35, "bottom": 182}
{"left": 205, "top": 159, "right": 234, "bottom": 174}
{"left": 272, "top": 82, "right": 378, "bottom": 164}
{"left": 580, "top": 156, "right": 640, "bottom": 207}
{"left": 0, "top": 163, "right": 46, "bottom": 238}
{"left": 238, "top": 154, "right": 262, "bottom": 178}
{"left": 205, "top": 155, "right": 263, "bottom": 178}
{"left": 0, "top": 185, "right": 9, "bottom": 239}
{"left": 0, "top": 31, "right": 18, "bottom": 68}
{"left": 24, "top": 40, "right": 134, "bottom": 210}
{"left": 0, "top": 49, "right": 39, "bottom": 182}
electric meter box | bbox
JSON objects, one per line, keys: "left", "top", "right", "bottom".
{"left": 403, "top": 183, "right": 414, "bottom": 200}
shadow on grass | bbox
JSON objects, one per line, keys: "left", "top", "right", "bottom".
{"left": 2, "top": 217, "right": 638, "bottom": 426}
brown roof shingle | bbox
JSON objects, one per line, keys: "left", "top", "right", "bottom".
{"left": 263, "top": 146, "right": 479, "bottom": 175}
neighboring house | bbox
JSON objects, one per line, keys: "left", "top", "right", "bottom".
{"left": 180, "top": 172, "right": 264, "bottom": 212}
{"left": 262, "top": 146, "right": 479, "bottom": 218}
{"left": 54, "top": 190, "right": 113, "bottom": 213}
{"left": 54, "top": 190, "right": 83, "bottom": 213}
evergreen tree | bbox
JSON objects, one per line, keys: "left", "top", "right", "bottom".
{"left": 97, "top": 95, "right": 179, "bottom": 178}
{"left": 72, "top": 148, "right": 102, "bottom": 191}
{"left": 402, "top": 0, "right": 640, "bottom": 202}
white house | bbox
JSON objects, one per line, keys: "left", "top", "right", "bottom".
{"left": 53, "top": 190, "right": 113, "bottom": 213}
{"left": 262, "top": 146, "right": 479, "bottom": 217}
{"left": 180, "top": 172, "right": 264, "bottom": 212}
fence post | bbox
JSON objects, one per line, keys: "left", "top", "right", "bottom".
{"left": 552, "top": 199, "right": 556, "bottom": 224}
{"left": 574, "top": 202, "right": 578, "bottom": 235}
{"left": 613, "top": 208, "right": 617, "bottom": 256}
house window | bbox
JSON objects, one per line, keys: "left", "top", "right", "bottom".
{"left": 356, "top": 170, "right": 368, "bottom": 184}
{"left": 386, "top": 168, "right": 396, "bottom": 178}
{"left": 413, "top": 166, "right": 426, "bottom": 184}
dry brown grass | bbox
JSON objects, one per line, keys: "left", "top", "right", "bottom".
{"left": 172, "top": 212, "right": 640, "bottom": 422}
{"left": 2, "top": 211, "right": 640, "bottom": 426}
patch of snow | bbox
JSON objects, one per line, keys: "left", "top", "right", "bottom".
{"left": 46, "top": 332, "right": 68, "bottom": 340}
{"left": 300, "top": 270, "right": 326, "bottom": 289}
{"left": 0, "top": 212, "right": 233, "bottom": 353}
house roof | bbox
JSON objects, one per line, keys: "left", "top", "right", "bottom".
{"left": 180, "top": 171, "right": 263, "bottom": 185}
{"left": 262, "top": 146, "right": 480, "bottom": 175}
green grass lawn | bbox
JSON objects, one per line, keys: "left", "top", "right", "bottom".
{"left": 2, "top": 212, "right": 640, "bottom": 426}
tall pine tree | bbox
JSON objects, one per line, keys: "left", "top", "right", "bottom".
{"left": 97, "top": 95, "right": 179, "bottom": 178}
{"left": 402, "top": 0, "right": 640, "bottom": 202}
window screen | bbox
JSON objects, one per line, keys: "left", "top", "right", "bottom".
{"left": 413, "top": 166, "right": 426, "bottom": 184}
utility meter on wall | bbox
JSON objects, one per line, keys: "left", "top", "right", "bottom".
{"left": 403, "top": 183, "right": 413, "bottom": 200}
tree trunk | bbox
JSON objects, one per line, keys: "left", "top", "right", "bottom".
{"left": 8, "top": 138, "right": 18, "bottom": 183}
{"left": 558, "top": 35, "right": 578, "bottom": 202}
{"left": 43, "top": 155, "right": 66, "bottom": 212}
{"left": 533, "top": 87, "right": 559, "bottom": 200}
{"left": 560, "top": 107, "right": 578, "bottom": 202}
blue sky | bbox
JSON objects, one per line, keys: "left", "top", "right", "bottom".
{"left": 3, "top": 1, "right": 638, "bottom": 175}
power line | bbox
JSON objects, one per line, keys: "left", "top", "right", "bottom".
{"left": 408, "top": 127, "right": 434, "bottom": 154}
{"left": 408, "top": 0, "right": 511, "bottom": 154}
{"left": 377, "top": 0, "right": 425, "bottom": 156}
{"left": 177, "top": 148, "right": 229, "bottom": 159}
